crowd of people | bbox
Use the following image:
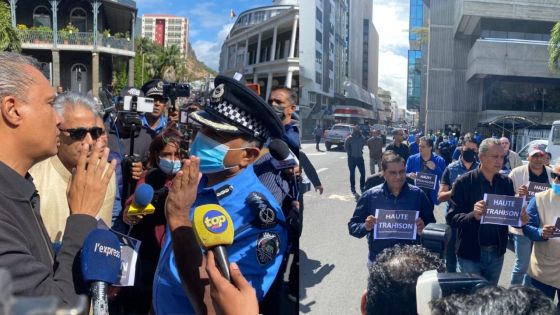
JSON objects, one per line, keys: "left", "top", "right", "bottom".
{"left": 1, "top": 48, "right": 559, "bottom": 315}
{"left": 0, "top": 51, "right": 326, "bottom": 315}
{"left": 345, "top": 123, "right": 560, "bottom": 313}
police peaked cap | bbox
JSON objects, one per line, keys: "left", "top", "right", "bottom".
{"left": 190, "top": 75, "right": 285, "bottom": 141}
{"left": 140, "top": 79, "right": 165, "bottom": 97}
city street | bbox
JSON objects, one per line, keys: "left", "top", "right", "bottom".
{"left": 298, "top": 142, "right": 515, "bottom": 314}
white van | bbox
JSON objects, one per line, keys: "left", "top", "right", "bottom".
{"left": 547, "top": 120, "right": 560, "bottom": 162}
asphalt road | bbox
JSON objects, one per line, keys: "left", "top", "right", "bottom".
{"left": 298, "top": 141, "right": 515, "bottom": 314}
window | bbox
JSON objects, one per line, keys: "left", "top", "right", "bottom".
{"left": 316, "top": 50, "right": 322, "bottom": 65}
{"left": 316, "top": 7, "right": 323, "bottom": 23}
{"left": 33, "top": 6, "right": 51, "bottom": 28}
{"left": 316, "top": 29, "right": 322, "bottom": 44}
{"left": 316, "top": 71, "right": 322, "bottom": 84}
{"left": 70, "top": 8, "right": 87, "bottom": 32}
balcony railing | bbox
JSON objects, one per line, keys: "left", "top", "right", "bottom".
{"left": 16, "top": 30, "right": 134, "bottom": 52}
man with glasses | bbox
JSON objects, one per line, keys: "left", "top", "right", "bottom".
{"left": 523, "top": 163, "right": 560, "bottom": 306}
{"left": 447, "top": 138, "right": 527, "bottom": 285}
{"left": 348, "top": 152, "right": 436, "bottom": 267}
{"left": 508, "top": 145, "right": 553, "bottom": 286}
{"left": 140, "top": 79, "right": 179, "bottom": 138}
{"left": 30, "top": 93, "right": 116, "bottom": 246}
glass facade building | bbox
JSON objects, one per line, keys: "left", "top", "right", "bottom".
{"left": 407, "top": 0, "right": 423, "bottom": 110}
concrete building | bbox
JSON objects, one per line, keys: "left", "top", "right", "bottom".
{"left": 422, "top": 0, "right": 560, "bottom": 135}
{"left": 219, "top": 0, "right": 299, "bottom": 108}
{"left": 377, "top": 87, "right": 393, "bottom": 125}
{"left": 8, "top": 0, "right": 137, "bottom": 97}
{"left": 301, "top": 0, "right": 378, "bottom": 134}
{"left": 141, "top": 14, "right": 189, "bottom": 59}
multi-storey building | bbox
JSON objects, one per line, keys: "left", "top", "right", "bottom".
{"left": 422, "top": 0, "right": 560, "bottom": 135}
{"left": 377, "top": 87, "right": 393, "bottom": 125}
{"left": 219, "top": 0, "right": 299, "bottom": 107}
{"left": 407, "top": 0, "right": 423, "bottom": 111}
{"left": 7, "top": 0, "right": 137, "bottom": 97}
{"left": 141, "top": 14, "right": 189, "bottom": 59}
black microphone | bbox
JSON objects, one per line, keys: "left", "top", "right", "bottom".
{"left": 269, "top": 139, "right": 298, "bottom": 170}
{"left": 98, "top": 87, "right": 115, "bottom": 114}
{"left": 81, "top": 229, "right": 121, "bottom": 315}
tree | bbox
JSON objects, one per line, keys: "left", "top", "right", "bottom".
{"left": 549, "top": 21, "right": 560, "bottom": 72}
{"left": 0, "top": 2, "right": 21, "bottom": 52}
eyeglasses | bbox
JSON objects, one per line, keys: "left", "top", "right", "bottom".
{"left": 551, "top": 172, "right": 560, "bottom": 180}
{"left": 59, "top": 127, "right": 105, "bottom": 141}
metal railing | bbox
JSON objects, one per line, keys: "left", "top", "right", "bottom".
{"left": 16, "top": 30, "right": 133, "bottom": 52}
{"left": 16, "top": 30, "right": 53, "bottom": 45}
{"left": 57, "top": 32, "right": 94, "bottom": 46}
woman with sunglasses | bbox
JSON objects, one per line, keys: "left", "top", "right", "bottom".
{"left": 114, "top": 128, "right": 185, "bottom": 313}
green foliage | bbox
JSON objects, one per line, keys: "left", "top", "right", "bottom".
{"left": 112, "top": 57, "right": 128, "bottom": 94}
{"left": 549, "top": 21, "right": 560, "bottom": 72}
{"left": 59, "top": 23, "right": 79, "bottom": 40}
{"left": 0, "top": 2, "right": 21, "bottom": 52}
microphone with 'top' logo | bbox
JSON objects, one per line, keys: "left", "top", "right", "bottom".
{"left": 193, "top": 204, "right": 234, "bottom": 281}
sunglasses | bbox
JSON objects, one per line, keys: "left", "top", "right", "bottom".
{"left": 59, "top": 127, "right": 105, "bottom": 141}
{"left": 551, "top": 172, "right": 560, "bottom": 180}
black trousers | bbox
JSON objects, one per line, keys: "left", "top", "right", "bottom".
{"left": 348, "top": 156, "right": 365, "bottom": 193}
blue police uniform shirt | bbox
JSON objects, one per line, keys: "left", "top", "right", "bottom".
{"left": 152, "top": 164, "right": 288, "bottom": 314}
{"left": 141, "top": 114, "right": 167, "bottom": 137}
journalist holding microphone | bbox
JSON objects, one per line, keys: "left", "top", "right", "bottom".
{"left": 152, "top": 75, "right": 288, "bottom": 314}
{"left": 0, "top": 52, "right": 116, "bottom": 306}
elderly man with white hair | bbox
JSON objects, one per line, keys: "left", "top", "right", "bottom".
{"left": 499, "top": 136, "right": 522, "bottom": 175}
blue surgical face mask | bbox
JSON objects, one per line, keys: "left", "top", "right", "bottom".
{"left": 189, "top": 132, "right": 248, "bottom": 174}
{"left": 552, "top": 183, "right": 560, "bottom": 196}
{"left": 158, "top": 158, "right": 181, "bottom": 175}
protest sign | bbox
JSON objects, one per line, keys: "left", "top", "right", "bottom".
{"left": 415, "top": 172, "right": 437, "bottom": 190}
{"left": 374, "top": 209, "right": 419, "bottom": 240}
{"left": 111, "top": 230, "right": 141, "bottom": 286}
{"left": 526, "top": 182, "right": 549, "bottom": 200}
{"left": 481, "top": 194, "right": 525, "bottom": 227}
{"left": 552, "top": 217, "right": 560, "bottom": 239}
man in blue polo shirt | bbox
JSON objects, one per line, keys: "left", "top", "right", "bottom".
{"left": 152, "top": 75, "right": 288, "bottom": 314}
{"left": 348, "top": 152, "right": 436, "bottom": 266}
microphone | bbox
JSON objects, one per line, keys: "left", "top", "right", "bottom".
{"left": 127, "top": 183, "right": 156, "bottom": 216}
{"left": 98, "top": 87, "right": 115, "bottom": 114}
{"left": 192, "top": 204, "right": 234, "bottom": 281}
{"left": 269, "top": 139, "right": 299, "bottom": 170}
{"left": 81, "top": 229, "right": 121, "bottom": 315}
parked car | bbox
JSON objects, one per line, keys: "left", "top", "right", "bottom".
{"left": 548, "top": 120, "right": 560, "bottom": 162}
{"left": 324, "top": 123, "right": 354, "bottom": 151}
{"left": 518, "top": 139, "right": 548, "bottom": 165}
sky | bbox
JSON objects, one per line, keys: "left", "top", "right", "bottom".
{"left": 136, "top": 0, "right": 411, "bottom": 108}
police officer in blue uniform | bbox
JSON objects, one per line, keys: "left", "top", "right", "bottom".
{"left": 152, "top": 75, "right": 288, "bottom": 314}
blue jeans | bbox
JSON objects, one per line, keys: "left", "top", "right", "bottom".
{"left": 445, "top": 227, "right": 457, "bottom": 272}
{"left": 457, "top": 250, "right": 504, "bottom": 285}
{"left": 531, "top": 277, "right": 560, "bottom": 308}
{"left": 510, "top": 234, "right": 532, "bottom": 286}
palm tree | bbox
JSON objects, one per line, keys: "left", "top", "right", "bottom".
{"left": 0, "top": 2, "right": 21, "bottom": 52}
{"left": 146, "top": 44, "right": 185, "bottom": 82}
{"left": 549, "top": 21, "right": 560, "bottom": 72}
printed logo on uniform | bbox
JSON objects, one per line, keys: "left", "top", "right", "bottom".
{"left": 203, "top": 210, "right": 228, "bottom": 234}
{"left": 211, "top": 83, "right": 225, "bottom": 102}
{"left": 256, "top": 232, "right": 280, "bottom": 265}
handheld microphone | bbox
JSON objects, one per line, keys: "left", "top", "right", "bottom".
{"left": 81, "top": 229, "right": 122, "bottom": 315}
{"left": 192, "top": 204, "right": 234, "bottom": 281}
{"left": 269, "top": 139, "right": 299, "bottom": 170}
{"left": 127, "top": 183, "right": 156, "bottom": 216}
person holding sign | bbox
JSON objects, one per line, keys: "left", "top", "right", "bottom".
{"left": 508, "top": 145, "right": 552, "bottom": 286}
{"left": 522, "top": 163, "right": 560, "bottom": 306}
{"left": 348, "top": 153, "right": 436, "bottom": 267}
{"left": 438, "top": 136, "right": 479, "bottom": 272}
{"left": 447, "top": 138, "right": 517, "bottom": 285}
{"left": 405, "top": 137, "right": 446, "bottom": 206}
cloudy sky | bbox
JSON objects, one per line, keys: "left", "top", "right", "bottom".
{"left": 136, "top": 0, "right": 410, "bottom": 107}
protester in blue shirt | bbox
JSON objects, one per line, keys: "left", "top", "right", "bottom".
{"left": 406, "top": 137, "right": 446, "bottom": 206}
{"left": 348, "top": 152, "right": 436, "bottom": 266}
{"left": 409, "top": 134, "right": 421, "bottom": 156}
{"left": 152, "top": 76, "right": 288, "bottom": 314}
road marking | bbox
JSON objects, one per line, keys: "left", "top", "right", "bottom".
{"left": 305, "top": 152, "right": 327, "bottom": 156}
{"left": 339, "top": 156, "right": 347, "bottom": 159}
{"left": 316, "top": 168, "right": 328, "bottom": 173}
{"left": 327, "top": 194, "right": 354, "bottom": 202}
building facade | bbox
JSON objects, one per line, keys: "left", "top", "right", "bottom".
{"left": 141, "top": 14, "right": 189, "bottom": 59}
{"left": 7, "top": 0, "right": 137, "bottom": 97}
{"left": 422, "top": 0, "right": 560, "bottom": 135}
{"left": 407, "top": 0, "right": 423, "bottom": 111}
{"left": 219, "top": 0, "right": 299, "bottom": 109}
